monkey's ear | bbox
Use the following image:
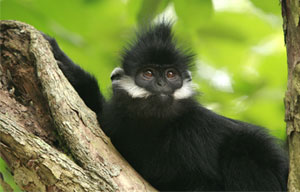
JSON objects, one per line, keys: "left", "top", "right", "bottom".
{"left": 184, "top": 70, "right": 192, "bottom": 82}
{"left": 111, "top": 67, "right": 125, "bottom": 81}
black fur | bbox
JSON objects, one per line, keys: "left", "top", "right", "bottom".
{"left": 43, "top": 23, "right": 288, "bottom": 191}
{"left": 121, "top": 22, "right": 194, "bottom": 76}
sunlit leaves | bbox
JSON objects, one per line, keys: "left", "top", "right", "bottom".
{"left": 250, "top": 0, "right": 281, "bottom": 15}
{"left": 0, "top": 158, "right": 20, "bottom": 191}
{"left": 173, "top": 0, "right": 213, "bottom": 28}
{"left": 136, "top": 0, "right": 170, "bottom": 24}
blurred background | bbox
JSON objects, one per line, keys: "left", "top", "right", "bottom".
{"left": 0, "top": 0, "right": 287, "bottom": 190}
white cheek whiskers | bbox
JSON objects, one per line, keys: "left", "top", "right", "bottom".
{"left": 173, "top": 80, "right": 197, "bottom": 100}
{"left": 111, "top": 67, "right": 196, "bottom": 100}
{"left": 112, "top": 75, "right": 152, "bottom": 98}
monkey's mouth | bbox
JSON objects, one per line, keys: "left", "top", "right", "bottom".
{"left": 150, "top": 92, "right": 171, "bottom": 99}
{"left": 118, "top": 93, "right": 184, "bottom": 119}
{"left": 147, "top": 93, "right": 174, "bottom": 106}
{"left": 157, "top": 93, "right": 172, "bottom": 102}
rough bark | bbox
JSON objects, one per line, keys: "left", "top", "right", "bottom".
{"left": 281, "top": 0, "right": 300, "bottom": 191}
{"left": 0, "top": 20, "right": 155, "bottom": 192}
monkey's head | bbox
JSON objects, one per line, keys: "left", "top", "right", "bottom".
{"left": 111, "top": 22, "right": 196, "bottom": 118}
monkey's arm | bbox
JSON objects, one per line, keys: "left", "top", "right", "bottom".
{"left": 43, "top": 34, "right": 105, "bottom": 114}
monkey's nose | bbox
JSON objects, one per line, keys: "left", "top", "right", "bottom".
{"left": 157, "top": 80, "right": 166, "bottom": 87}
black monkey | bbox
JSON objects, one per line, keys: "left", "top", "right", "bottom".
{"left": 43, "top": 22, "right": 288, "bottom": 191}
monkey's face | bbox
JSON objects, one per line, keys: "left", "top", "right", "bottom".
{"left": 135, "top": 66, "right": 182, "bottom": 100}
{"left": 111, "top": 67, "right": 196, "bottom": 118}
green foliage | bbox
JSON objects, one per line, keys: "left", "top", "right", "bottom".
{"left": 0, "top": 0, "right": 287, "bottom": 188}
{"left": 250, "top": 0, "right": 281, "bottom": 15}
{"left": 173, "top": 0, "right": 213, "bottom": 27}
{"left": 0, "top": 158, "right": 20, "bottom": 191}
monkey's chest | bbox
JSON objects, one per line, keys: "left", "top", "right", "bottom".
{"left": 111, "top": 128, "right": 212, "bottom": 187}
{"left": 106, "top": 116, "right": 222, "bottom": 190}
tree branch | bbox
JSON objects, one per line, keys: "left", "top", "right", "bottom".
{"left": 281, "top": 0, "right": 300, "bottom": 191}
{"left": 0, "top": 20, "right": 155, "bottom": 191}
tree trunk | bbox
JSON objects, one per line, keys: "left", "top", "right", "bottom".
{"left": 281, "top": 0, "right": 300, "bottom": 191}
{"left": 0, "top": 20, "right": 155, "bottom": 192}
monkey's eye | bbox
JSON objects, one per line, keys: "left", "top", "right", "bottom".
{"left": 142, "top": 69, "right": 154, "bottom": 79}
{"left": 166, "top": 69, "right": 178, "bottom": 79}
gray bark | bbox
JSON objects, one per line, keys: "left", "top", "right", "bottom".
{"left": 281, "top": 0, "right": 300, "bottom": 191}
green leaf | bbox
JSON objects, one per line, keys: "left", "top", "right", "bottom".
{"left": 194, "top": 12, "right": 275, "bottom": 71}
{"left": 136, "top": 0, "right": 167, "bottom": 25}
{"left": 250, "top": 0, "right": 281, "bottom": 15}
{"left": 173, "top": 0, "right": 213, "bottom": 28}
{"left": 0, "top": 158, "right": 22, "bottom": 191}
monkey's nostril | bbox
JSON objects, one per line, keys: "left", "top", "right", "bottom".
{"left": 157, "top": 80, "right": 165, "bottom": 87}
